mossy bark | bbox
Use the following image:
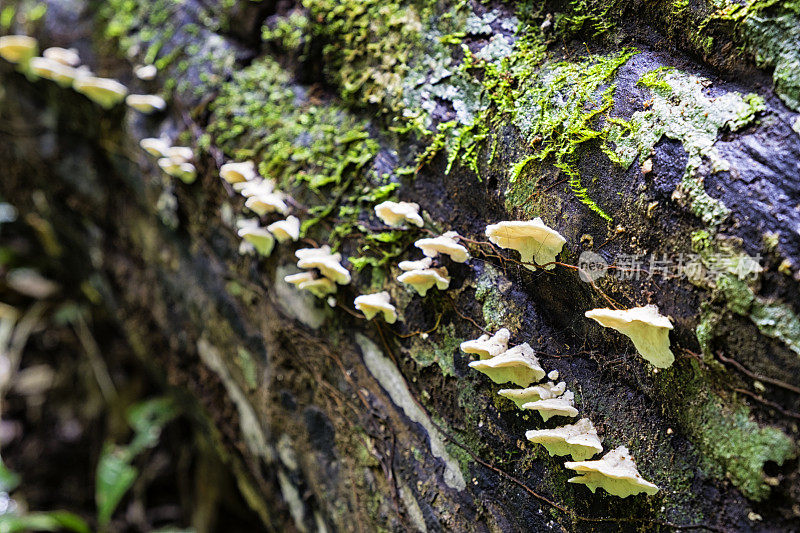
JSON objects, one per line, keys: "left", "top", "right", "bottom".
{"left": 1, "top": 0, "right": 800, "bottom": 531}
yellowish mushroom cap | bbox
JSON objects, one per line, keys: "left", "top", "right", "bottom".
{"left": 398, "top": 256, "right": 433, "bottom": 271}
{"left": 0, "top": 35, "right": 37, "bottom": 64}
{"left": 42, "top": 47, "right": 80, "bottom": 67}
{"left": 285, "top": 271, "right": 315, "bottom": 287}
{"left": 468, "top": 343, "right": 545, "bottom": 387}
{"left": 166, "top": 146, "right": 193, "bottom": 164}
{"left": 498, "top": 380, "right": 566, "bottom": 408}
{"left": 354, "top": 291, "right": 397, "bottom": 323}
{"left": 485, "top": 218, "right": 566, "bottom": 270}
{"left": 374, "top": 201, "right": 424, "bottom": 227}
{"left": 564, "top": 446, "right": 659, "bottom": 498}
{"left": 267, "top": 216, "right": 300, "bottom": 243}
{"left": 285, "top": 272, "right": 336, "bottom": 298}
{"left": 460, "top": 328, "right": 511, "bottom": 360}
{"left": 157, "top": 158, "right": 196, "bottom": 183}
{"left": 126, "top": 94, "right": 167, "bottom": 114}
{"left": 134, "top": 64, "right": 157, "bottom": 80}
{"left": 584, "top": 305, "right": 674, "bottom": 368}
{"left": 525, "top": 418, "right": 603, "bottom": 461}
{"left": 73, "top": 76, "right": 128, "bottom": 109}
{"left": 220, "top": 161, "right": 257, "bottom": 184}
{"left": 245, "top": 192, "right": 289, "bottom": 216}
{"left": 237, "top": 219, "right": 274, "bottom": 256}
{"left": 396, "top": 266, "right": 450, "bottom": 297}
{"left": 296, "top": 246, "right": 351, "bottom": 285}
{"left": 522, "top": 390, "right": 579, "bottom": 421}
{"left": 140, "top": 138, "right": 171, "bottom": 158}
{"left": 28, "top": 57, "right": 77, "bottom": 86}
{"left": 414, "top": 231, "right": 469, "bottom": 263}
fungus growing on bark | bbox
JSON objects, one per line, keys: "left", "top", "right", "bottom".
{"left": 28, "top": 57, "right": 77, "bottom": 86}
{"left": 284, "top": 272, "right": 336, "bottom": 298}
{"left": 584, "top": 305, "right": 674, "bottom": 368}
{"left": 134, "top": 64, "right": 157, "bottom": 80}
{"left": 267, "top": 216, "right": 300, "bottom": 243}
{"left": 220, "top": 161, "right": 257, "bottom": 184}
{"left": 158, "top": 158, "right": 197, "bottom": 184}
{"left": 523, "top": 390, "right": 579, "bottom": 421}
{"left": 167, "top": 146, "right": 193, "bottom": 163}
{"left": 73, "top": 77, "right": 128, "bottom": 109}
{"left": 485, "top": 218, "right": 566, "bottom": 270}
{"left": 396, "top": 257, "right": 449, "bottom": 296}
{"left": 245, "top": 190, "right": 289, "bottom": 216}
{"left": 460, "top": 328, "right": 511, "bottom": 360}
{"left": 414, "top": 231, "right": 469, "bottom": 263}
{"left": 140, "top": 138, "right": 171, "bottom": 158}
{"left": 374, "top": 201, "right": 424, "bottom": 227}
{"left": 498, "top": 381, "right": 566, "bottom": 409}
{"left": 525, "top": 418, "right": 603, "bottom": 461}
{"left": 296, "top": 246, "right": 351, "bottom": 285}
{"left": 125, "top": 94, "right": 167, "bottom": 114}
{"left": 564, "top": 446, "right": 659, "bottom": 498}
{"left": 0, "top": 35, "right": 37, "bottom": 64}
{"left": 42, "top": 47, "right": 80, "bottom": 67}
{"left": 468, "top": 343, "right": 545, "bottom": 387}
{"left": 237, "top": 219, "right": 274, "bottom": 256}
{"left": 354, "top": 292, "right": 398, "bottom": 323}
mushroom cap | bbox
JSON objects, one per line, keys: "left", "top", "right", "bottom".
{"left": 498, "top": 380, "right": 566, "bottom": 408}
{"left": 239, "top": 179, "right": 275, "bottom": 197}
{"left": 245, "top": 192, "right": 289, "bottom": 216}
{"left": 298, "top": 277, "right": 337, "bottom": 298}
{"left": 460, "top": 328, "right": 511, "bottom": 360}
{"left": 396, "top": 267, "right": 450, "bottom": 297}
{"left": 585, "top": 305, "right": 674, "bottom": 368}
{"left": 134, "top": 64, "right": 157, "bottom": 80}
{"left": 237, "top": 220, "right": 275, "bottom": 256}
{"left": 140, "top": 138, "right": 171, "bottom": 158}
{"left": 564, "top": 446, "right": 659, "bottom": 497}
{"left": 468, "top": 343, "right": 545, "bottom": 387}
{"left": 0, "top": 35, "right": 38, "bottom": 64}
{"left": 522, "top": 390, "right": 579, "bottom": 421}
{"left": 296, "top": 246, "right": 351, "bottom": 285}
{"left": 267, "top": 216, "right": 300, "bottom": 243}
{"left": 284, "top": 272, "right": 316, "bottom": 287}
{"left": 157, "top": 159, "right": 196, "bottom": 183}
{"left": 398, "top": 256, "right": 433, "bottom": 271}
{"left": 220, "top": 161, "right": 257, "bottom": 184}
{"left": 42, "top": 47, "right": 80, "bottom": 67}
{"left": 485, "top": 218, "right": 566, "bottom": 270}
{"left": 414, "top": 231, "right": 469, "bottom": 263}
{"left": 126, "top": 94, "right": 167, "bottom": 114}
{"left": 167, "top": 146, "right": 193, "bottom": 164}
{"left": 374, "top": 201, "right": 424, "bottom": 227}
{"left": 525, "top": 418, "right": 603, "bottom": 461}
{"left": 73, "top": 76, "right": 128, "bottom": 109}
{"left": 354, "top": 291, "right": 398, "bottom": 323}
{"left": 28, "top": 57, "right": 77, "bottom": 86}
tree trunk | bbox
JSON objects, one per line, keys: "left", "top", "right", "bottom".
{"left": 1, "top": 0, "right": 799, "bottom": 531}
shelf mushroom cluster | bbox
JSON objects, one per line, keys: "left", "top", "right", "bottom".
{"left": 461, "top": 327, "right": 660, "bottom": 497}
{"left": 139, "top": 139, "right": 197, "bottom": 183}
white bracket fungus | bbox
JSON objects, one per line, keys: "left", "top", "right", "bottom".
{"left": 167, "top": 146, "right": 193, "bottom": 163}
{"left": 237, "top": 219, "right": 275, "bottom": 257}
{"left": 485, "top": 218, "right": 566, "bottom": 270}
{"left": 584, "top": 305, "right": 675, "bottom": 368}
{"left": 354, "top": 292, "right": 398, "bottom": 323}
{"left": 414, "top": 231, "right": 469, "bottom": 263}
{"left": 220, "top": 161, "right": 258, "bottom": 184}
{"left": 140, "top": 138, "right": 171, "bottom": 158}
{"left": 564, "top": 446, "right": 659, "bottom": 498}
{"left": 285, "top": 272, "right": 337, "bottom": 298}
{"left": 460, "top": 328, "right": 511, "bottom": 360}
{"left": 267, "top": 216, "right": 300, "bottom": 243}
{"left": 296, "top": 246, "right": 351, "bottom": 285}
{"left": 158, "top": 158, "right": 197, "bottom": 184}
{"left": 73, "top": 77, "right": 128, "bottom": 109}
{"left": 498, "top": 380, "right": 566, "bottom": 409}
{"left": 468, "top": 343, "right": 545, "bottom": 387}
{"left": 42, "top": 47, "right": 80, "bottom": 67}
{"left": 396, "top": 256, "right": 450, "bottom": 296}
{"left": 374, "top": 201, "right": 424, "bottom": 227}
{"left": 522, "top": 390, "right": 579, "bottom": 421}
{"left": 134, "top": 64, "right": 157, "bottom": 80}
{"left": 245, "top": 192, "right": 289, "bottom": 216}
{"left": 28, "top": 57, "right": 77, "bottom": 86}
{"left": 0, "top": 35, "right": 37, "bottom": 64}
{"left": 126, "top": 94, "right": 167, "bottom": 114}
{"left": 525, "top": 418, "right": 603, "bottom": 461}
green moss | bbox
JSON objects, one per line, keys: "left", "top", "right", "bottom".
{"left": 475, "top": 265, "right": 524, "bottom": 332}
{"left": 408, "top": 323, "right": 461, "bottom": 377}
{"left": 608, "top": 68, "right": 764, "bottom": 226}
{"left": 555, "top": 0, "right": 618, "bottom": 38}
